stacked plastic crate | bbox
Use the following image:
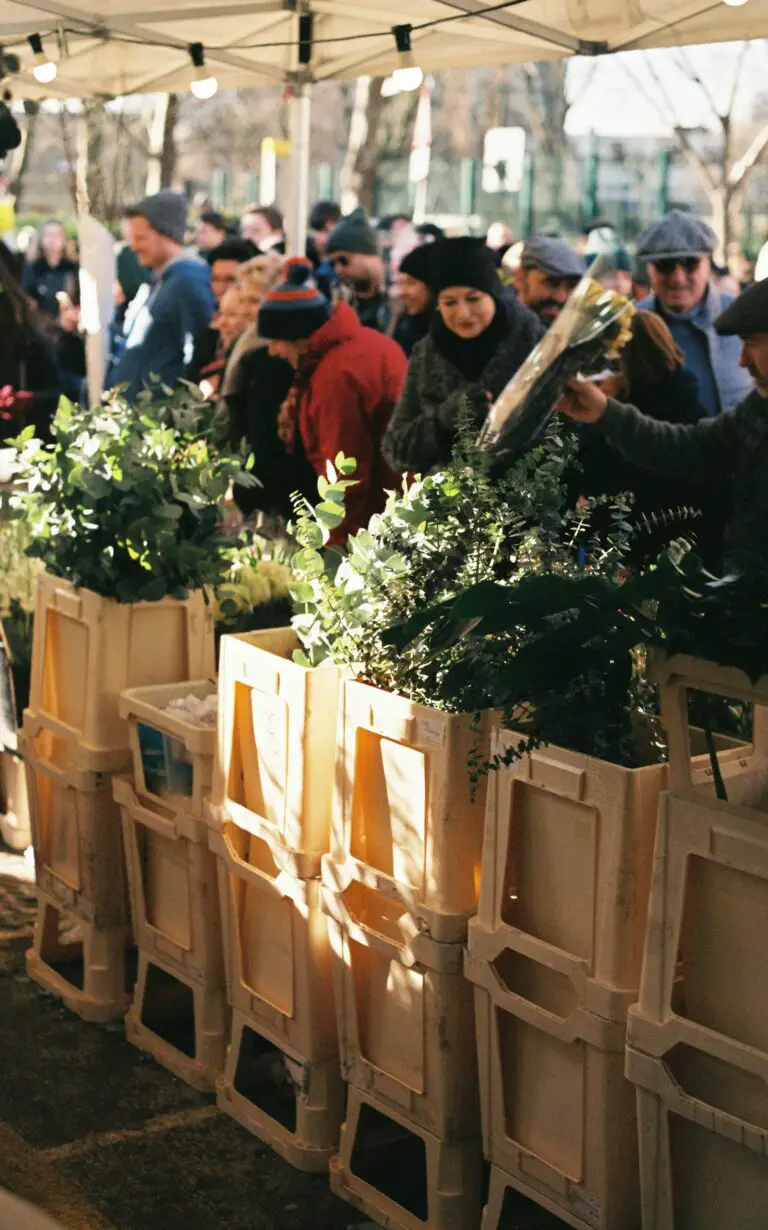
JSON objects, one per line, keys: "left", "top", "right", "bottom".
{"left": 626, "top": 655, "right": 768, "bottom": 1230}
{"left": 321, "top": 679, "right": 498, "bottom": 1230}
{"left": 465, "top": 716, "right": 758, "bottom": 1230}
{"left": 21, "top": 574, "right": 214, "bottom": 1021}
{"left": 115, "top": 679, "right": 226, "bottom": 1091}
{"left": 207, "top": 628, "right": 343, "bottom": 1172}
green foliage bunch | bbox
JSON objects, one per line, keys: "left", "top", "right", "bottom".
{"left": 290, "top": 419, "right": 638, "bottom": 740}
{"left": 11, "top": 390, "right": 254, "bottom": 603}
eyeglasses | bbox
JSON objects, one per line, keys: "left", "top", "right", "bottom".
{"left": 651, "top": 257, "right": 702, "bottom": 276}
{"left": 331, "top": 255, "right": 350, "bottom": 268}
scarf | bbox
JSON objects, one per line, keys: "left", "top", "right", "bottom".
{"left": 429, "top": 298, "right": 509, "bottom": 382}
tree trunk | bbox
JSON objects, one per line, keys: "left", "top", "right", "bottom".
{"left": 160, "top": 93, "right": 179, "bottom": 189}
{"left": 6, "top": 102, "right": 39, "bottom": 208}
{"left": 145, "top": 92, "right": 179, "bottom": 196}
{"left": 708, "top": 184, "right": 729, "bottom": 262}
{"left": 339, "top": 76, "right": 386, "bottom": 215}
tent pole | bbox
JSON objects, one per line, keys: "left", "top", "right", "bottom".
{"left": 287, "top": 81, "right": 311, "bottom": 256}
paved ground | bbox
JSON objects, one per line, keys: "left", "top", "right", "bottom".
{"left": 0, "top": 850, "right": 567, "bottom": 1230}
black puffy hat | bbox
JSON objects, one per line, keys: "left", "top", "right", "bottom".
{"left": 427, "top": 237, "right": 501, "bottom": 298}
{"left": 398, "top": 244, "right": 434, "bottom": 286}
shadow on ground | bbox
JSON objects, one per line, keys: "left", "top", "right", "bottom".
{"left": 0, "top": 860, "right": 568, "bottom": 1230}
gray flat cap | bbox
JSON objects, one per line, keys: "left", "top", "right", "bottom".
{"left": 125, "top": 190, "right": 188, "bottom": 245}
{"left": 637, "top": 210, "right": 716, "bottom": 262}
{"left": 715, "top": 278, "right": 768, "bottom": 337}
{"left": 521, "top": 236, "right": 586, "bottom": 279}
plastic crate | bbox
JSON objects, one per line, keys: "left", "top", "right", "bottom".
{"left": 636, "top": 791, "right": 768, "bottom": 1062}
{"left": 330, "top": 1085, "right": 483, "bottom": 1230}
{"left": 212, "top": 628, "right": 338, "bottom": 865}
{"left": 321, "top": 874, "right": 478, "bottom": 1142}
{"left": 476, "top": 723, "right": 754, "bottom": 1000}
{"left": 0, "top": 749, "right": 31, "bottom": 850}
{"left": 119, "top": 679, "right": 216, "bottom": 819}
{"left": 114, "top": 776, "right": 224, "bottom": 984}
{"left": 22, "top": 709, "right": 132, "bottom": 776}
{"left": 626, "top": 1044, "right": 768, "bottom": 1230}
{"left": 332, "top": 680, "right": 498, "bottom": 942}
{"left": 23, "top": 731, "right": 128, "bottom": 929}
{"left": 209, "top": 818, "right": 337, "bottom": 1062}
{"left": 126, "top": 949, "right": 228, "bottom": 1092}
{"left": 466, "top": 948, "right": 639, "bottom": 1230}
{"left": 29, "top": 574, "right": 214, "bottom": 756}
{"left": 217, "top": 1008, "right": 344, "bottom": 1173}
{"left": 26, "top": 891, "right": 133, "bottom": 1022}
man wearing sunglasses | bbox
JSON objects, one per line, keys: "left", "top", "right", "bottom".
{"left": 637, "top": 210, "right": 752, "bottom": 418}
{"left": 326, "top": 207, "right": 391, "bottom": 333}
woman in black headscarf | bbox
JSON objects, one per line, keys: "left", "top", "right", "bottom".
{"left": 383, "top": 237, "right": 544, "bottom": 474}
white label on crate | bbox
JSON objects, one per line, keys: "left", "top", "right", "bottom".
{"left": 569, "top": 1187, "right": 601, "bottom": 1224}
{"left": 418, "top": 717, "right": 446, "bottom": 748}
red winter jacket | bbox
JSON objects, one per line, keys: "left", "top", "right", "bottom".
{"left": 293, "top": 302, "right": 407, "bottom": 543}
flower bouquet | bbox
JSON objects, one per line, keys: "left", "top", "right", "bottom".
{"left": 480, "top": 276, "right": 634, "bottom": 458}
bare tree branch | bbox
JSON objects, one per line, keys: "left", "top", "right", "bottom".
{"left": 628, "top": 57, "right": 720, "bottom": 191}
{"left": 728, "top": 120, "right": 768, "bottom": 187}
{"left": 674, "top": 49, "right": 724, "bottom": 128}
{"left": 726, "top": 41, "right": 749, "bottom": 121}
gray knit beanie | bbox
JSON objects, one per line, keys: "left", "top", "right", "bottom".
{"left": 326, "top": 207, "right": 379, "bottom": 257}
{"left": 125, "top": 190, "right": 188, "bottom": 245}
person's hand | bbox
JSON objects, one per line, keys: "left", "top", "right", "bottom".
{"left": 556, "top": 379, "right": 608, "bottom": 424}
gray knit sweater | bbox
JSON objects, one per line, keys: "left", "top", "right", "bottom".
{"left": 599, "top": 391, "right": 768, "bottom": 566}
{"left": 382, "top": 298, "right": 544, "bottom": 474}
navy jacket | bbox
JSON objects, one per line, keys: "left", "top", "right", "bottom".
{"left": 110, "top": 257, "right": 214, "bottom": 402}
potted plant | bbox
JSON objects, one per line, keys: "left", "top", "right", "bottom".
{"left": 385, "top": 548, "right": 760, "bottom": 1230}
{"left": 11, "top": 389, "right": 253, "bottom": 757}
{"left": 0, "top": 516, "right": 39, "bottom": 848}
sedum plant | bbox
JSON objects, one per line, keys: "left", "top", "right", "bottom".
{"left": 11, "top": 390, "right": 254, "bottom": 603}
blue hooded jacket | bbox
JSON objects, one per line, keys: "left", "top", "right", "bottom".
{"left": 110, "top": 256, "right": 215, "bottom": 401}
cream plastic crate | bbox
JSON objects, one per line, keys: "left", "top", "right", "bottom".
{"left": 0, "top": 749, "right": 31, "bottom": 850}
{"left": 476, "top": 723, "right": 754, "bottom": 1000}
{"left": 636, "top": 791, "right": 768, "bottom": 1060}
{"left": 650, "top": 649, "right": 768, "bottom": 797}
{"left": 626, "top": 1045, "right": 768, "bottom": 1230}
{"left": 126, "top": 949, "right": 228, "bottom": 1092}
{"left": 209, "top": 818, "right": 337, "bottom": 1061}
{"left": 29, "top": 574, "right": 214, "bottom": 756}
{"left": 217, "top": 1008, "right": 344, "bottom": 1173}
{"left": 114, "top": 777, "right": 224, "bottom": 984}
{"left": 466, "top": 948, "right": 639, "bottom": 1230}
{"left": 119, "top": 680, "right": 216, "bottom": 819}
{"left": 321, "top": 874, "right": 478, "bottom": 1142}
{"left": 26, "top": 891, "right": 133, "bottom": 1022}
{"left": 23, "top": 729, "right": 128, "bottom": 929}
{"left": 212, "top": 628, "right": 338, "bottom": 868}
{"left": 332, "top": 680, "right": 498, "bottom": 942}
{"left": 330, "top": 1085, "right": 483, "bottom": 1230}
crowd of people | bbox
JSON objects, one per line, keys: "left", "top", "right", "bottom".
{"left": 0, "top": 190, "right": 766, "bottom": 568}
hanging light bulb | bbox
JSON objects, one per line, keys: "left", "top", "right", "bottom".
{"left": 188, "top": 43, "right": 218, "bottom": 100}
{"left": 391, "top": 25, "right": 424, "bottom": 93}
{"left": 722, "top": 0, "right": 748, "bottom": 6}
{"left": 28, "top": 34, "right": 57, "bottom": 85}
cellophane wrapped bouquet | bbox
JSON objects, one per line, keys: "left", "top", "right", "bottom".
{"left": 480, "top": 276, "right": 634, "bottom": 458}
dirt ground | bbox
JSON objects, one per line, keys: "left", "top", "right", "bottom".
{"left": 0, "top": 853, "right": 567, "bottom": 1230}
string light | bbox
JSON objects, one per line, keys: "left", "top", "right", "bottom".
{"left": 28, "top": 33, "right": 56, "bottom": 84}
{"left": 391, "top": 25, "right": 424, "bottom": 93}
{"left": 188, "top": 42, "right": 218, "bottom": 99}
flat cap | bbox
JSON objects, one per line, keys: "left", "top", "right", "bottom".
{"left": 521, "top": 236, "right": 586, "bottom": 280}
{"left": 715, "top": 279, "right": 768, "bottom": 337}
{"left": 636, "top": 210, "right": 716, "bottom": 261}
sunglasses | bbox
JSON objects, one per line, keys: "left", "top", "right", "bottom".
{"left": 651, "top": 256, "right": 702, "bottom": 276}
{"left": 331, "top": 255, "right": 350, "bottom": 268}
